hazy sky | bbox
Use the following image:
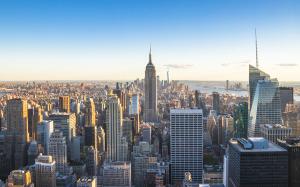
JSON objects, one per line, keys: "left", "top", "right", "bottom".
{"left": 0, "top": 0, "right": 299, "bottom": 81}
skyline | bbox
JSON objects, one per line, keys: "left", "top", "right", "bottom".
{"left": 0, "top": 0, "right": 300, "bottom": 81}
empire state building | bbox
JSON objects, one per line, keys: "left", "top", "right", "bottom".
{"left": 144, "top": 48, "right": 157, "bottom": 122}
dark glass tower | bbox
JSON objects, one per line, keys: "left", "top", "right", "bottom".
{"left": 228, "top": 138, "right": 288, "bottom": 187}
{"left": 233, "top": 102, "right": 248, "bottom": 138}
{"left": 278, "top": 137, "right": 300, "bottom": 187}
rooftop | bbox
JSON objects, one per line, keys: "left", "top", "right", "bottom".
{"left": 170, "top": 108, "right": 203, "bottom": 114}
{"left": 230, "top": 137, "right": 287, "bottom": 152}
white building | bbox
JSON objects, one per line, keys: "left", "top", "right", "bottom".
{"left": 170, "top": 108, "right": 203, "bottom": 184}
{"left": 260, "top": 124, "right": 292, "bottom": 143}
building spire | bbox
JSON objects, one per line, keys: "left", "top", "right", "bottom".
{"left": 255, "top": 28, "right": 259, "bottom": 68}
{"left": 149, "top": 44, "right": 152, "bottom": 64}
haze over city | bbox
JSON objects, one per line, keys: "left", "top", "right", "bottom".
{"left": 0, "top": 0, "right": 299, "bottom": 81}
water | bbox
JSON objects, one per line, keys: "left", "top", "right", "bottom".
{"left": 184, "top": 81, "right": 300, "bottom": 101}
{"left": 184, "top": 82, "right": 248, "bottom": 97}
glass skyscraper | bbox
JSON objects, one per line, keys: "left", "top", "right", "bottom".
{"left": 233, "top": 102, "right": 248, "bottom": 138}
{"left": 248, "top": 79, "right": 282, "bottom": 137}
{"left": 249, "top": 64, "right": 270, "bottom": 110}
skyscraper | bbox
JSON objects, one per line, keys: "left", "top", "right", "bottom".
{"left": 248, "top": 79, "right": 282, "bottom": 137}
{"left": 6, "top": 98, "right": 29, "bottom": 170}
{"left": 277, "top": 137, "right": 300, "bottom": 187}
{"left": 86, "top": 146, "right": 98, "bottom": 176}
{"left": 233, "top": 102, "right": 248, "bottom": 138}
{"left": 85, "top": 98, "right": 96, "bottom": 127}
{"left": 279, "top": 87, "right": 294, "bottom": 113}
{"left": 249, "top": 64, "right": 270, "bottom": 110}
{"left": 212, "top": 92, "right": 220, "bottom": 114}
{"left": 48, "top": 113, "right": 76, "bottom": 157}
{"left": 36, "top": 120, "right": 54, "bottom": 154}
{"left": 144, "top": 48, "right": 157, "bottom": 122}
{"left": 106, "top": 95, "right": 123, "bottom": 161}
{"left": 28, "top": 106, "right": 43, "bottom": 140}
{"left": 48, "top": 130, "right": 68, "bottom": 175}
{"left": 27, "top": 140, "right": 39, "bottom": 165}
{"left": 130, "top": 94, "right": 139, "bottom": 115}
{"left": 59, "top": 96, "right": 70, "bottom": 113}
{"left": 227, "top": 138, "right": 288, "bottom": 187}
{"left": 170, "top": 109, "right": 203, "bottom": 184}
{"left": 35, "top": 154, "right": 56, "bottom": 187}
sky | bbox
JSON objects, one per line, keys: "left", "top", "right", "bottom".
{"left": 0, "top": 0, "right": 299, "bottom": 81}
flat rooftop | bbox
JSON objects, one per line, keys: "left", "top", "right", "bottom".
{"left": 230, "top": 137, "right": 287, "bottom": 153}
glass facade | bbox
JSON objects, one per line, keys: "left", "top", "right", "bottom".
{"left": 233, "top": 102, "right": 248, "bottom": 138}
{"left": 248, "top": 79, "right": 282, "bottom": 137}
{"left": 249, "top": 65, "right": 270, "bottom": 110}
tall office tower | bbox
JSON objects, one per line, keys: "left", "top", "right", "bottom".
{"left": 36, "top": 120, "right": 54, "bottom": 154}
{"left": 59, "top": 96, "right": 70, "bottom": 113}
{"left": 233, "top": 102, "right": 248, "bottom": 138}
{"left": 35, "top": 154, "right": 56, "bottom": 187}
{"left": 0, "top": 133, "right": 10, "bottom": 179}
{"left": 195, "top": 91, "right": 208, "bottom": 116}
{"left": 97, "top": 126, "right": 105, "bottom": 153}
{"left": 119, "top": 137, "right": 129, "bottom": 161}
{"left": 113, "top": 87, "right": 127, "bottom": 113}
{"left": 27, "top": 140, "right": 39, "bottom": 165}
{"left": 6, "top": 98, "right": 29, "bottom": 170}
{"left": 84, "top": 126, "right": 97, "bottom": 148}
{"left": 71, "top": 136, "right": 81, "bottom": 162}
{"left": 28, "top": 108, "right": 35, "bottom": 139}
{"left": 76, "top": 177, "right": 97, "bottom": 187}
{"left": 122, "top": 118, "right": 133, "bottom": 149}
{"left": 167, "top": 70, "right": 170, "bottom": 84}
{"left": 279, "top": 87, "right": 294, "bottom": 113}
{"left": 260, "top": 124, "right": 292, "bottom": 143}
{"left": 248, "top": 79, "right": 282, "bottom": 137}
{"left": 85, "top": 98, "right": 96, "bottom": 127}
{"left": 223, "top": 115, "right": 234, "bottom": 144}
{"left": 130, "top": 94, "right": 139, "bottom": 115}
{"left": 249, "top": 64, "right": 270, "bottom": 110}
{"left": 102, "top": 162, "right": 131, "bottom": 187}
{"left": 6, "top": 170, "right": 33, "bottom": 187}
{"left": 227, "top": 138, "right": 288, "bottom": 187}
{"left": 144, "top": 48, "right": 157, "bottom": 122}
{"left": 170, "top": 109, "right": 203, "bottom": 184}
{"left": 282, "top": 104, "right": 300, "bottom": 136}
{"left": 277, "top": 137, "right": 300, "bottom": 187}
{"left": 106, "top": 95, "right": 123, "bottom": 161}
{"left": 212, "top": 92, "right": 220, "bottom": 114}
{"left": 48, "top": 113, "right": 76, "bottom": 157}
{"left": 141, "top": 123, "right": 151, "bottom": 143}
{"left": 226, "top": 80, "right": 229, "bottom": 91}
{"left": 49, "top": 130, "right": 68, "bottom": 175}
{"left": 28, "top": 106, "right": 43, "bottom": 140}
{"left": 86, "top": 146, "right": 98, "bottom": 176}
